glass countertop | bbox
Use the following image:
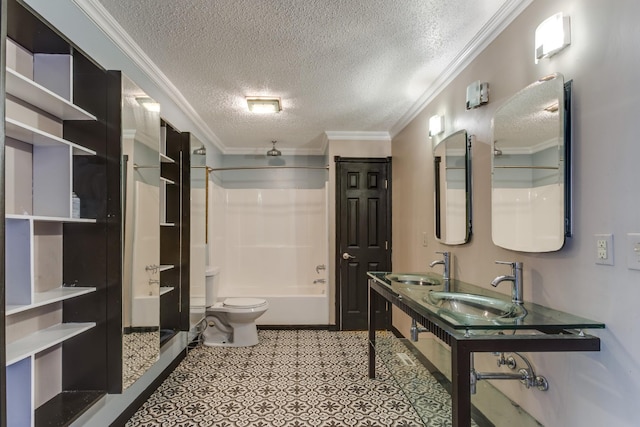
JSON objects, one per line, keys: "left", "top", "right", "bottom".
{"left": 368, "top": 271, "right": 605, "bottom": 331}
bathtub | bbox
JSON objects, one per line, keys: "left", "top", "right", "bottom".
{"left": 131, "top": 294, "right": 160, "bottom": 328}
{"left": 219, "top": 284, "right": 329, "bottom": 325}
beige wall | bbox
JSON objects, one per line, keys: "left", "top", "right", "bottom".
{"left": 392, "top": 0, "right": 640, "bottom": 426}
{"left": 327, "top": 138, "right": 391, "bottom": 325}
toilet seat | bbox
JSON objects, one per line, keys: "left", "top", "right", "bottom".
{"left": 223, "top": 297, "right": 267, "bottom": 309}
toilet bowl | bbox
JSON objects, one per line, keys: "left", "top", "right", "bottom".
{"left": 202, "top": 267, "right": 268, "bottom": 347}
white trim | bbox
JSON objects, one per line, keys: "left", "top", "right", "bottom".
{"left": 390, "top": 0, "right": 534, "bottom": 137}
{"left": 324, "top": 131, "right": 391, "bottom": 141}
{"left": 72, "top": 0, "right": 226, "bottom": 153}
{"left": 222, "top": 146, "right": 326, "bottom": 156}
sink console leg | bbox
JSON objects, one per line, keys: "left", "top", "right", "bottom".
{"left": 451, "top": 340, "right": 472, "bottom": 427}
{"left": 368, "top": 282, "right": 376, "bottom": 379}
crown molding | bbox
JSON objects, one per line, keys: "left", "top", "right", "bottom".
{"left": 389, "top": 0, "right": 534, "bottom": 138}
{"left": 324, "top": 131, "right": 391, "bottom": 141}
{"left": 222, "top": 147, "right": 327, "bottom": 156}
{"left": 72, "top": 0, "right": 226, "bottom": 153}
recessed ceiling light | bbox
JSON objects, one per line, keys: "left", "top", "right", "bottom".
{"left": 246, "top": 97, "right": 282, "bottom": 113}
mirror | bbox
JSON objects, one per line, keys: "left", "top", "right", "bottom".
{"left": 121, "top": 74, "right": 161, "bottom": 389}
{"left": 433, "top": 130, "right": 472, "bottom": 245}
{"left": 491, "top": 73, "right": 571, "bottom": 252}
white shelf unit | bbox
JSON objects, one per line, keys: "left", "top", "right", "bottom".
{"left": 5, "top": 67, "right": 95, "bottom": 121}
{"left": 4, "top": 36, "right": 101, "bottom": 426}
{"left": 160, "top": 265, "right": 175, "bottom": 272}
{"left": 160, "top": 153, "right": 175, "bottom": 163}
{"left": 6, "top": 322, "right": 97, "bottom": 366}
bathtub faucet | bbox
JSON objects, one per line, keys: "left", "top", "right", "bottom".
{"left": 313, "top": 278, "right": 326, "bottom": 284}
{"left": 315, "top": 264, "right": 326, "bottom": 274}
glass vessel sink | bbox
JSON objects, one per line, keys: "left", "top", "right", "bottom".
{"left": 424, "top": 291, "right": 526, "bottom": 323}
{"left": 385, "top": 273, "right": 440, "bottom": 286}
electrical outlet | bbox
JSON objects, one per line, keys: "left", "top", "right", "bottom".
{"left": 595, "top": 234, "right": 614, "bottom": 266}
{"left": 627, "top": 233, "right": 640, "bottom": 271}
{"left": 422, "top": 232, "right": 428, "bottom": 247}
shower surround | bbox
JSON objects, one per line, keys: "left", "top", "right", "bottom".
{"left": 209, "top": 182, "right": 329, "bottom": 325}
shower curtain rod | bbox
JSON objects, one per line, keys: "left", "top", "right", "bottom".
{"left": 194, "top": 165, "right": 329, "bottom": 172}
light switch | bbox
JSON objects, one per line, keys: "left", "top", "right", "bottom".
{"left": 627, "top": 233, "right": 640, "bottom": 271}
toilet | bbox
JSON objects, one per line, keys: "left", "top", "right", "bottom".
{"left": 202, "top": 266, "right": 268, "bottom": 347}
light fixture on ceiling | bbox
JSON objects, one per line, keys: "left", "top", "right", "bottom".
{"left": 429, "top": 114, "right": 444, "bottom": 137}
{"left": 246, "top": 97, "right": 282, "bottom": 113}
{"left": 267, "top": 140, "right": 282, "bottom": 157}
{"left": 466, "top": 81, "right": 489, "bottom": 110}
{"left": 535, "top": 12, "right": 571, "bottom": 63}
{"left": 136, "top": 96, "right": 160, "bottom": 112}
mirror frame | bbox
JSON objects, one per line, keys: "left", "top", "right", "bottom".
{"left": 433, "top": 130, "right": 472, "bottom": 245}
{"left": 491, "top": 73, "right": 572, "bottom": 252}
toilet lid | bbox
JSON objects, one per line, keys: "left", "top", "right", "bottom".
{"left": 223, "top": 297, "right": 267, "bottom": 308}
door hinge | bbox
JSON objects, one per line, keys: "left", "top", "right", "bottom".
{"left": 385, "top": 241, "right": 388, "bottom": 250}
{"left": 384, "top": 179, "right": 388, "bottom": 189}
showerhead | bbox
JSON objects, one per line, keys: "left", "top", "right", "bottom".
{"left": 193, "top": 145, "right": 206, "bottom": 155}
{"left": 267, "top": 140, "right": 282, "bottom": 157}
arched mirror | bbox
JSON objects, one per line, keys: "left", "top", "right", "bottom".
{"left": 433, "top": 130, "right": 472, "bottom": 245}
{"left": 491, "top": 73, "right": 571, "bottom": 252}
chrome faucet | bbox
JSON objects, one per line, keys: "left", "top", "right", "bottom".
{"left": 429, "top": 251, "right": 450, "bottom": 291}
{"left": 491, "top": 261, "right": 523, "bottom": 304}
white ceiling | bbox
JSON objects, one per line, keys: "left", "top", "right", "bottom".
{"left": 92, "top": 0, "right": 527, "bottom": 155}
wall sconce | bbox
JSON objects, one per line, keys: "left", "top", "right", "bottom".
{"left": 429, "top": 114, "right": 444, "bottom": 137}
{"left": 246, "top": 96, "right": 282, "bottom": 113}
{"left": 466, "top": 81, "right": 489, "bottom": 109}
{"left": 535, "top": 12, "right": 571, "bottom": 63}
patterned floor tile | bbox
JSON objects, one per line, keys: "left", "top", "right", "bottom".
{"left": 126, "top": 330, "right": 476, "bottom": 427}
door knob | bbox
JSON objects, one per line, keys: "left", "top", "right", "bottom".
{"left": 342, "top": 252, "right": 356, "bottom": 260}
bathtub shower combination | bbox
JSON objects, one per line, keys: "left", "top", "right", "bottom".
{"left": 209, "top": 183, "right": 329, "bottom": 325}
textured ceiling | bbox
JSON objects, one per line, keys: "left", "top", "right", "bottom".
{"left": 96, "top": 0, "right": 514, "bottom": 154}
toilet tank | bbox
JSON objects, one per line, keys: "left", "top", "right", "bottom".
{"left": 205, "top": 266, "right": 221, "bottom": 307}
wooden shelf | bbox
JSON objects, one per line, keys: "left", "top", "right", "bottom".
{"left": 6, "top": 287, "right": 96, "bottom": 316}
{"left": 160, "top": 286, "right": 175, "bottom": 296}
{"left": 5, "top": 68, "right": 96, "bottom": 121}
{"left": 35, "top": 391, "right": 105, "bottom": 427}
{"left": 160, "top": 153, "right": 175, "bottom": 163}
{"left": 5, "top": 214, "right": 97, "bottom": 223}
{"left": 6, "top": 118, "right": 96, "bottom": 155}
{"left": 6, "top": 322, "right": 96, "bottom": 366}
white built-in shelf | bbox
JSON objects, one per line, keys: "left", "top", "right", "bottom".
{"left": 160, "top": 176, "right": 175, "bottom": 185}
{"left": 5, "top": 68, "right": 96, "bottom": 121}
{"left": 6, "top": 322, "right": 96, "bottom": 366}
{"left": 6, "top": 118, "right": 96, "bottom": 156}
{"left": 160, "top": 222, "right": 175, "bottom": 227}
{"left": 6, "top": 287, "right": 96, "bottom": 316}
{"left": 160, "top": 153, "right": 175, "bottom": 163}
{"left": 159, "top": 286, "right": 174, "bottom": 296}
{"left": 160, "top": 265, "right": 174, "bottom": 272}
{"left": 5, "top": 214, "right": 96, "bottom": 224}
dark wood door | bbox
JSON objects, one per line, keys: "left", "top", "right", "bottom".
{"left": 336, "top": 157, "right": 391, "bottom": 330}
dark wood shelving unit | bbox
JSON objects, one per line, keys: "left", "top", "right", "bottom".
{"left": 159, "top": 121, "right": 191, "bottom": 345}
{"left": 3, "top": 0, "right": 121, "bottom": 424}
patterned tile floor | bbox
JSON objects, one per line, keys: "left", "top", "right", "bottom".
{"left": 126, "top": 330, "right": 473, "bottom": 427}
